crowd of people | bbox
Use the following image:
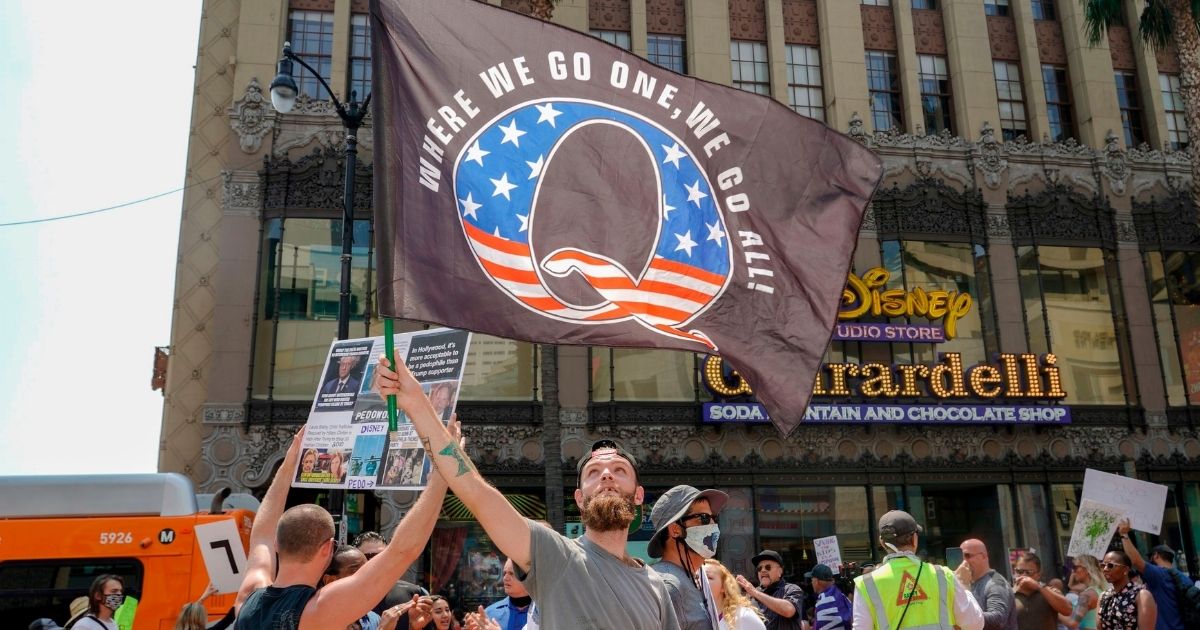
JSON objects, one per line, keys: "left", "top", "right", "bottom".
{"left": 38, "top": 355, "right": 1199, "bottom": 630}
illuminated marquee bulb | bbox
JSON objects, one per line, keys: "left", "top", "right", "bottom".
{"left": 999, "top": 354, "right": 1024, "bottom": 398}
{"left": 1021, "top": 353, "right": 1045, "bottom": 397}
{"left": 968, "top": 365, "right": 1003, "bottom": 398}
{"left": 1043, "top": 353, "right": 1067, "bottom": 398}
{"left": 703, "top": 356, "right": 753, "bottom": 397}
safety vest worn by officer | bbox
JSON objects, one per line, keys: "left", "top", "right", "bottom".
{"left": 853, "top": 553, "right": 957, "bottom": 629}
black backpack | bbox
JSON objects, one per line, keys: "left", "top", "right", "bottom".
{"left": 1169, "top": 569, "right": 1200, "bottom": 628}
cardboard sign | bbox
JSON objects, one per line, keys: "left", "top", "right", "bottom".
{"left": 195, "top": 519, "right": 248, "bottom": 594}
{"left": 1081, "top": 469, "right": 1168, "bottom": 535}
{"left": 1067, "top": 499, "right": 1124, "bottom": 561}
{"left": 814, "top": 535, "right": 842, "bottom": 572}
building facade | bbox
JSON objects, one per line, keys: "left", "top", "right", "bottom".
{"left": 164, "top": 0, "right": 1197, "bottom": 604}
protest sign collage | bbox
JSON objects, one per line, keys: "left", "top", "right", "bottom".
{"left": 293, "top": 327, "right": 472, "bottom": 491}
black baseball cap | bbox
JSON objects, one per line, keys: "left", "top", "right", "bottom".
{"left": 576, "top": 439, "right": 639, "bottom": 479}
{"left": 878, "top": 510, "right": 923, "bottom": 538}
{"left": 805, "top": 564, "right": 834, "bottom": 580}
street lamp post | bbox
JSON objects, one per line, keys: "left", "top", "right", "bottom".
{"left": 270, "top": 42, "right": 370, "bottom": 540}
{"left": 269, "top": 42, "right": 370, "bottom": 341}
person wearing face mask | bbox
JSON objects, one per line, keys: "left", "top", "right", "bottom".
{"left": 852, "top": 510, "right": 984, "bottom": 630}
{"left": 735, "top": 550, "right": 805, "bottom": 630}
{"left": 68, "top": 574, "right": 126, "bottom": 630}
{"left": 648, "top": 485, "right": 730, "bottom": 630}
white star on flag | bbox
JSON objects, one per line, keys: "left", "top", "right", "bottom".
{"left": 499, "top": 119, "right": 526, "bottom": 147}
{"left": 465, "top": 141, "right": 489, "bottom": 166}
{"left": 662, "top": 143, "right": 686, "bottom": 169}
{"left": 459, "top": 192, "right": 482, "bottom": 220}
{"left": 685, "top": 180, "right": 708, "bottom": 207}
{"left": 527, "top": 155, "right": 545, "bottom": 179}
{"left": 674, "top": 230, "right": 698, "bottom": 257}
{"left": 535, "top": 102, "right": 563, "bottom": 127}
{"left": 517, "top": 213, "right": 529, "bottom": 232}
{"left": 491, "top": 173, "right": 517, "bottom": 200}
{"left": 661, "top": 195, "right": 676, "bottom": 221}
{"left": 705, "top": 220, "right": 726, "bottom": 246}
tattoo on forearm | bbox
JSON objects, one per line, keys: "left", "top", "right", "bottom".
{"left": 437, "top": 442, "right": 477, "bottom": 477}
{"left": 420, "top": 437, "right": 438, "bottom": 472}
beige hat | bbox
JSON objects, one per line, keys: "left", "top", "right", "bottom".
{"left": 68, "top": 596, "right": 89, "bottom": 619}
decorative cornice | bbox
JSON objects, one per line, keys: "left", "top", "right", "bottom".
{"left": 202, "top": 403, "right": 245, "bottom": 425}
{"left": 221, "top": 170, "right": 262, "bottom": 216}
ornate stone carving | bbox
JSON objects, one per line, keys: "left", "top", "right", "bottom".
{"left": 222, "top": 170, "right": 262, "bottom": 216}
{"left": 1115, "top": 218, "right": 1137, "bottom": 244}
{"left": 229, "top": 78, "right": 273, "bottom": 154}
{"left": 289, "top": 93, "right": 339, "bottom": 116}
{"left": 263, "top": 146, "right": 373, "bottom": 211}
{"left": 465, "top": 424, "right": 542, "bottom": 464}
{"left": 847, "top": 112, "right": 868, "bottom": 144}
{"left": 975, "top": 122, "right": 1007, "bottom": 190}
{"left": 1007, "top": 184, "right": 1116, "bottom": 246}
{"left": 1102, "top": 130, "right": 1130, "bottom": 196}
{"left": 860, "top": 205, "right": 877, "bottom": 231}
{"left": 871, "top": 127, "right": 972, "bottom": 151}
{"left": 986, "top": 213, "right": 1011, "bottom": 239}
{"left": 872, "top": 178, "right": 987, "bottom": 241}
{"left": 1132, "top": 191, "right": 1200, "bottom": 252}
{"left": 203, "top": 403, "right": 244, "bottom": 425}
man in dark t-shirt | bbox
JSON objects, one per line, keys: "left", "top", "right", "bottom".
{"left": 737, "top": 550, "right": 805, "bottom": 630}
{"left": 233, "top": 427, "right": 448, "bottom": 629}
{"left": 1012, "top": 553, "right": 1071, "bottom": 630}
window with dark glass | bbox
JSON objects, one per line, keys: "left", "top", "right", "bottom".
{"left": 994, "top": 61, "right": 1027, "bottom": 141}
{"left": 1042, "top": 65, "right": 1074, "bottom": 142}
{"left": 288, "top": 10, "right": 334, "bottom": 100}
{"left": 591, "top": 348, "right": 700, "bottom": 402}
{"left": 592, "top": 30, "right": 631, "bottom": 50}
{"left": 880, "top": 240, "right": 995, "bottom": 367}
{"left": 1161, "top": 74, "right": 1190, "bottom": 151}
{"left": 912, "top": 0, "right": 937, "bottom": 9}
{"left": 984, "top": 0, "right": 1009, "bottom": 17}
{"left": 1115, "top": 71, "right": 1145, "bottom": 147}
{"left": 348, "top": 14, "right": 372, "bottom": 101}
{"left": 918, "top": 55, "right": 953, "bottom": 135}
{"left": 866, "top": 51, "right": 903, "bottom": 132}
{"left": 1031, "top": 0, "right": 1056, "bottom": 20}
{"left": 786, "top": 44, "right": 824, "bottom": 121}
{"left": 731, "top": 40, "right": 771, "bottom": 95}
{"left": 861, "top": 0, "right": 890, "bottom": 5}
{"left": 1145, "top": 251, "right": 1200, "bottom": 406}
{"left": 647, "top": 34, "right": 686, "bottom": 74}
{"left": 1017, "top": 245, "right": 1126, "bottom": 404}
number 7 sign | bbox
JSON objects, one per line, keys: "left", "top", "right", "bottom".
{"left": 194, "top": 520, "right": 249, "bottom": 594}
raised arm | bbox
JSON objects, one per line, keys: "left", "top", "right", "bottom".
{"left": 301, "top": 460, "right": 449, "bottom": 629}
{"left": 1118, "top": 519, "right": 1146, "bottom": 572}
{"left": 235, "top": 428, "right": 304, "bottom": 611}
{"left": 376, "top": 356, "right": 533, "bottom": 569}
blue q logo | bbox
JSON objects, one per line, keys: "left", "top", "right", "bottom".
{"left": 453, "top": 99, "right": 733, "bottom": 348}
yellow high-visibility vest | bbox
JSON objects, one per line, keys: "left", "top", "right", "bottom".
{"left": 853, "top": 555, "right": 957, "bottom": 629}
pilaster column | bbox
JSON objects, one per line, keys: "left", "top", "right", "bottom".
{"left": 330, "top": 0, "right": 351, "bottom": 101}
{"left": 942, "top": 0, "right": 999, "bottom": 137}
{"left": 632, "top": 0, "right": 649, "bottom": 58}
{"left": 1124, "top": 1, "right": 1168, "bottom": 149}
{"left": 766, "top": 0, "right": 790, "bottom": 106}
{"left": 1057, "top": 0, "right": 1123, "bottom": 147}
{"left": 1009, "top": 0, "right": 1050, "bottom": 141}
{"left": 815, "top": 0, "right": 869, "bottom": 131}
{"left": 685, "top": 0, "right": 733, "bottom": 84}
{"left": 892, "top": 1, "right": 925, "bottom": 134}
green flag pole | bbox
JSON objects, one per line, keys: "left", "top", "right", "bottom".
{"left": 384, "top": 318, "right": 398, "bottom": 431}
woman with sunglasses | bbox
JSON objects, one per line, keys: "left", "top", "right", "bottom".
{"left": 1097, "top": 551, "right": 1156, "bottom": 630}
{"left": 1062, "top": 555, "right": 1107, "bottom": 630}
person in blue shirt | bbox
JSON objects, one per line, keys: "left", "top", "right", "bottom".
{"left": 484, "top": 559, "right": 532, "bottom": 630}
{"left": 1117, "top": 519, "right": 1192, "bottom": 630}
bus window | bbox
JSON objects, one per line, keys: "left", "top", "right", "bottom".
{"left": 0, "top": 558, "right": 143, "bottom": 627}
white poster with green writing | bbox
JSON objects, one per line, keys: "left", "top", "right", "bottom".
{"left": 1066, "top": 498, "right": 1124, "bottom": 560}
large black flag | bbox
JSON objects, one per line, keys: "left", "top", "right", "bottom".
{"left": 371, "top": 0, "right": 882, "bottom": 435}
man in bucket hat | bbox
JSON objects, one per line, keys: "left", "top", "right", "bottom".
{"left": 852, "top": 510, "right": 983, "bottom": 630}
{"left": 736, "top": 549, "right": 806, "bottom": 629}
{"left": 649, "top": 485, "right": 729, "bottom": 630}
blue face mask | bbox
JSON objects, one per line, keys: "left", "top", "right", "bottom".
{"left": 683, "top": 523, "right": 720, "bottom": 559}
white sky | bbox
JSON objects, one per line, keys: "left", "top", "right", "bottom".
{"left": 0, "top": 2, "right": 201, "bottom": 474}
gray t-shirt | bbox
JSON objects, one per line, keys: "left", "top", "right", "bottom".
{"left": 654, "top": 559, "right": 716, "bottom": 630}
{"left": 518, "top": 519, "right": 681, "bottom": 630}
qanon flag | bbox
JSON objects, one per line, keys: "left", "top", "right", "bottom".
{"left": 370, "top": 0, "right": 882, "bottom": 435}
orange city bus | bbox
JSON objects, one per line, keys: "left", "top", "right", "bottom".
{"left": 0, "top": 473, "right": 255, "bottom": 629}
